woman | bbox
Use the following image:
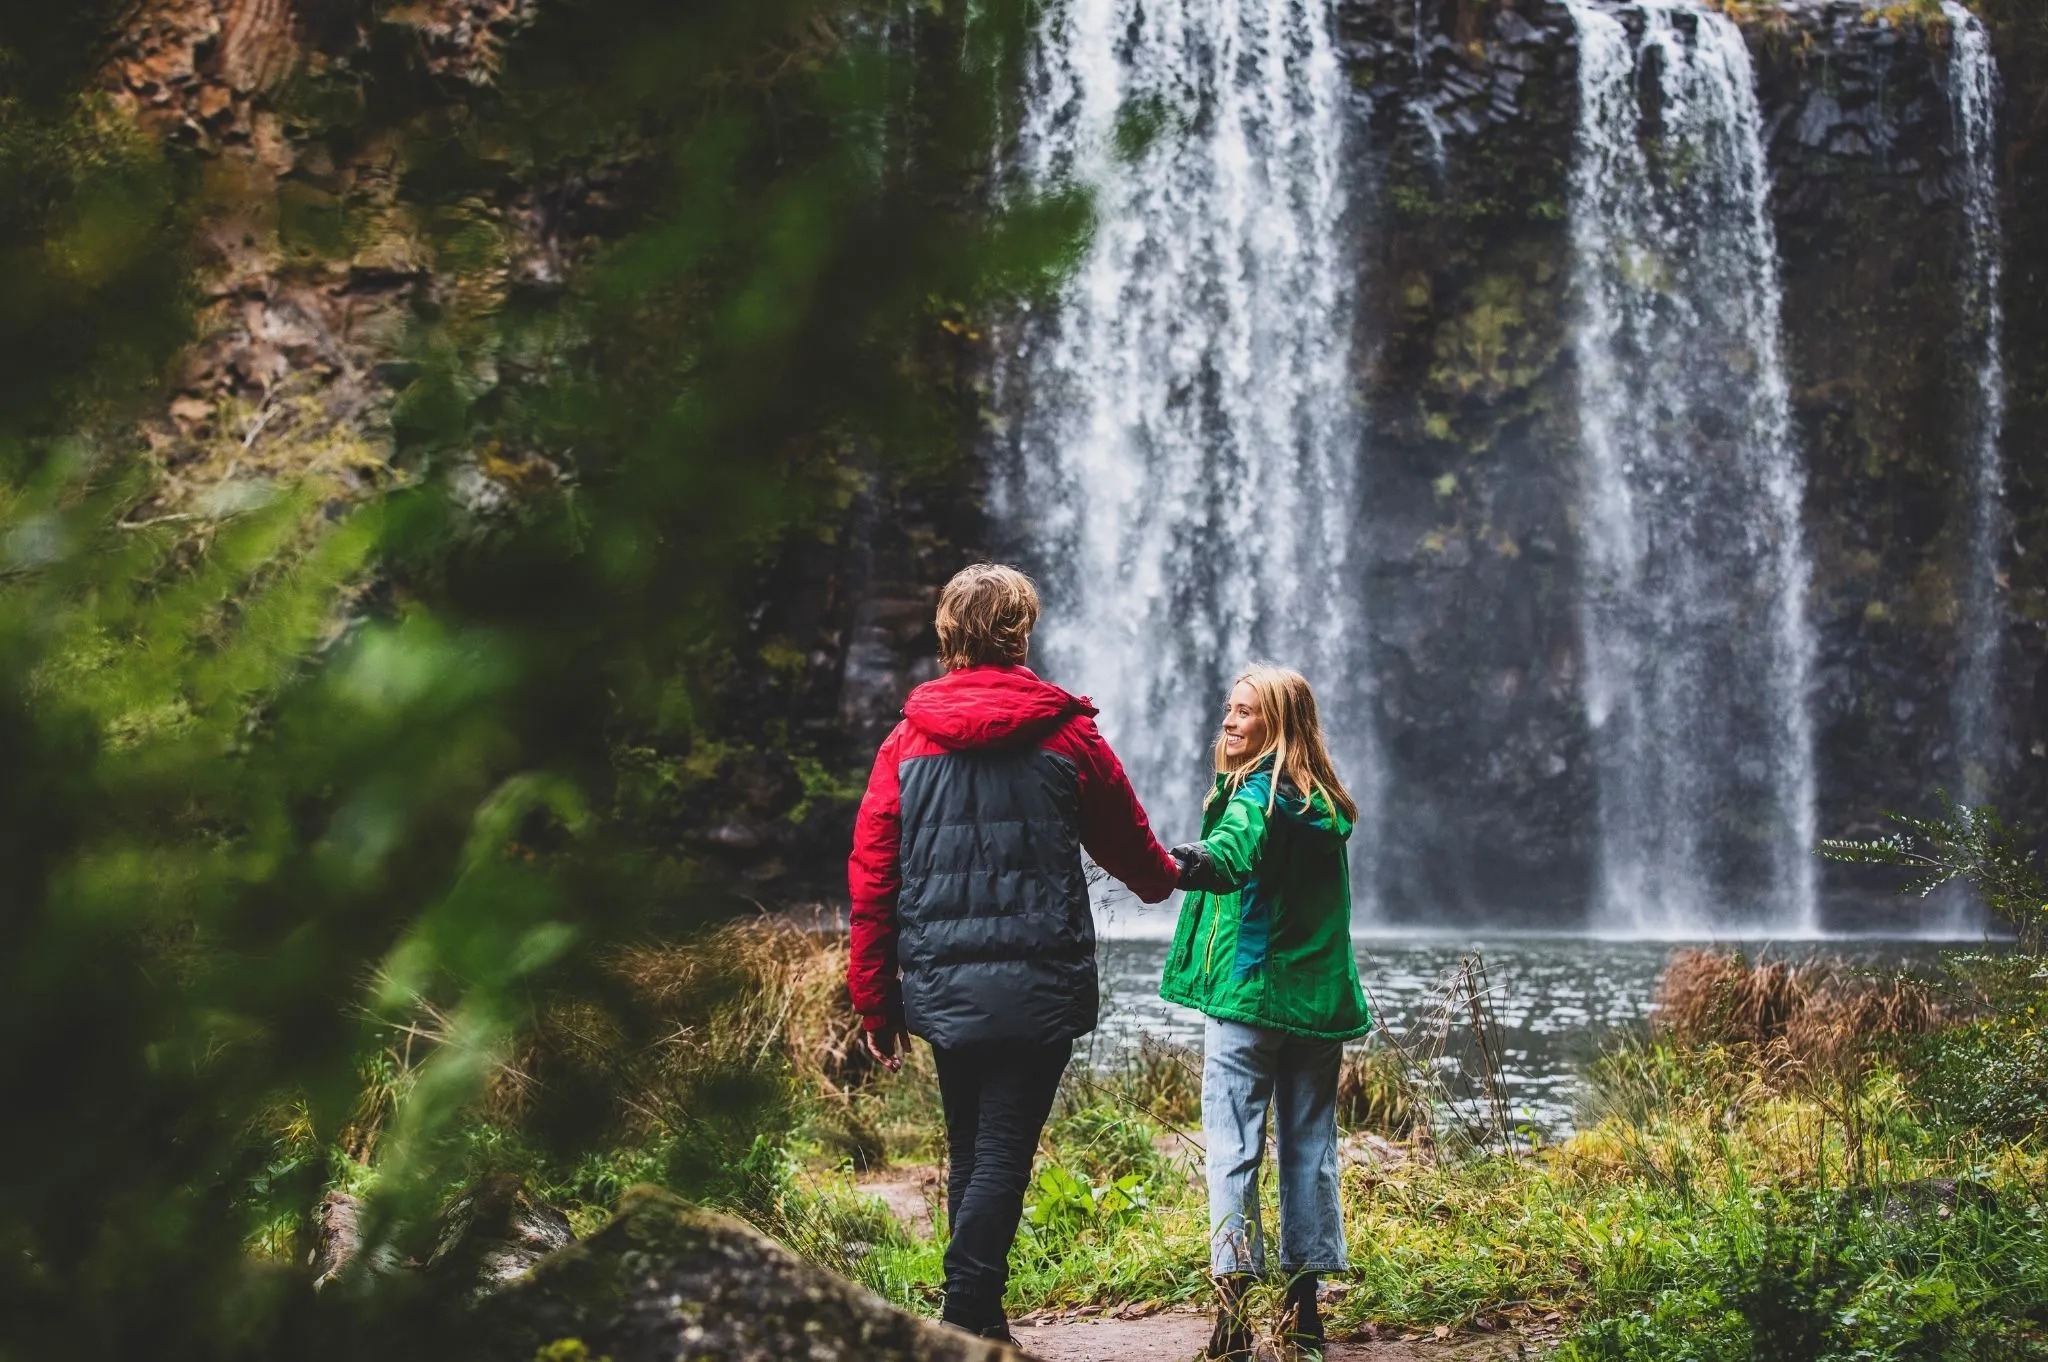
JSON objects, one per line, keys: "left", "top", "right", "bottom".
{"left": 1161, "top": 665, "right": 1370, "bottom": 1361}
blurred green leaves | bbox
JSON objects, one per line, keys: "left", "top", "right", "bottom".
{"left": 0, "top": 1, "right": 1084, "bottom": 1358}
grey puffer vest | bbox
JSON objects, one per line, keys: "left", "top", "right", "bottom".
{"left": 895, "top": 742, "right": 1096, "bottom": 1049}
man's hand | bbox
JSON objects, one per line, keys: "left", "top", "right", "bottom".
{"left": 863, "top": 1022, "right": 908, "bottom": 1073}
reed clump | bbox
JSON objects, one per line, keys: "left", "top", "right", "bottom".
{"left": 613, "top": 915, "right": 870, "bottom": 1092}
{"left": 1338, "top": 1044, "right": 1433, "bottom": 1139}
{"left": 1652, "top": 948, "right": 1943, "bottom": 1085}
{"left": 1079, "top": 1033, "right": 1203, "bottom": 1129}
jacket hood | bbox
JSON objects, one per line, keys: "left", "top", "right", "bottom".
{"left": 1214, "top": 763, "right": 1354, "bottom": 840}
{"left": 902, "top": 664, "right": 1095, "bottom": 751}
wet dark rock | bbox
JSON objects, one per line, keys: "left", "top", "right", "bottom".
{"left": 701, "top": 822, "right": 765, "bottom": 851}
{"left": 1871, "top": 1176, "right": 1997, "bottom": 1224}
{"left": 428, "top": 1173, "right": 576, "bottom": 1300}
{"left": 310, "top": 1177, "right": 564, "bottom": 1298}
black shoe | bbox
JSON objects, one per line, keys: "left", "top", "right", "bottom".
{"left": 1283, "top": 1273, "right": 1325, "bottom": 1358}
{"left": 1207, "top": 1273, "right": 1255, "bottom": 1361}
{"left": 942, "top": 1290, "right": 1007, "bottom": 1340}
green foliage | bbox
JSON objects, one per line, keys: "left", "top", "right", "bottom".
{"left": 1023, "top": 1163, "right": 1151, "bottom": 1239}
{"left": 1907, "top": 953, "right": 2048, "bottom": 1141}
{"left": 1820, "top": 795, "right": 2046, "bottom": 949}
{"left": 0, "top": 2, "right": 1078, "bottom": 1359}
{"left": 847, "top": 1067, "right": 1209, "bottom": 1315}
{"left": 1044, "top": 1105, "right": 1163, "bottom": 1184}
{"left": 1558, "top": 1188, "right": 2048, "bottom": 1361}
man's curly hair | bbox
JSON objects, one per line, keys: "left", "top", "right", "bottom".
{"left": 935, "top": 564, "right": 1040, "bottom": 670}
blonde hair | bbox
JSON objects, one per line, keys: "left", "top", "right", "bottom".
{"left": 1210, "top": 664, "right": 1358, "bottom": 823}
{"left": 935, "top": 564, "right": 1040, "bottom": 670}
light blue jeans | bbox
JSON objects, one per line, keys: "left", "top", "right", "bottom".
{"left": 1203, "top": 1016, "right": 1348, "bottom": 1276}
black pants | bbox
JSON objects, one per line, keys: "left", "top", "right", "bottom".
{"left": 931, "top": 1038, "right": 1072, "bottom": 1328}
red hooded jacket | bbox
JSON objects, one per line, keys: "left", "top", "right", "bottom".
{"left": 847, "top": 664, "right": 1178, "bottom": 1039}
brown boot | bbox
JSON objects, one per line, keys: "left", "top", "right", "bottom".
{"left": 1207, "top": 1273, "right": 1255, "bottom": 1361}
{"left": 1283, "top": 1273, "right": 1325, "bottom": 1359}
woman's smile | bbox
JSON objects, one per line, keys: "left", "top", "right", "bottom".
{"left": 1220, "top": 680, "right": 1267, "bottom": 760}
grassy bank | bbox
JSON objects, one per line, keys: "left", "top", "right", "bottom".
{"left": 796, "top": 939, "right": 2048, "bottom": 1355}
{"left": 278, "top": 911, "right": 2048, "bottom": 1357}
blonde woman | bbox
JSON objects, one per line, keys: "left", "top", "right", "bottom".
{"left": 1161, "top": 666, "right": 1369, "bottom": 1361}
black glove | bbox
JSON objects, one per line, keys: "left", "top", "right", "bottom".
{"left": 1170, "top": 842, "right": 1231, "bottom": 894}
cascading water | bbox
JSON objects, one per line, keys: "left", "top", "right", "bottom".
{"left": 1941, "top": 0, "right": 2007, "bottom": 810}
{"left": 1562, "top": 0, "right": 1819, "bottom": 936}
{"left": 995, "top": 0, "right": 1372, "bottom": 852}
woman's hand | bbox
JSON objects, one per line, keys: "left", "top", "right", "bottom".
{"left": 1170, "top": 842, "right": 1231, "bottom": 893}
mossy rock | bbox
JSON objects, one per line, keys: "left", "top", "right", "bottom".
{"left": 486, "top": 1186, "right": 1017, "bottom": 1362}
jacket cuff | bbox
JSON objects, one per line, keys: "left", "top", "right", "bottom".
{"left": 859, "top": 1004, "right": 904, "bottom": 1032}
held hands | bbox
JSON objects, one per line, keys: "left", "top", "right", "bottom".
{"left": 1170, "top": 842, "right": 1232, "bottom": 893}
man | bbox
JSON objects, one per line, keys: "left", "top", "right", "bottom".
{"left": 847, "top": 563, "right": 1178, "bottom": 1342}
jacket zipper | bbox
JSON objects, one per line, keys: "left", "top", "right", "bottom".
{"left": 1203, "top": 895, "right": 1221, "bottom": 974}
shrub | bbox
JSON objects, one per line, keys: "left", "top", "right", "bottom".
{"left": 1905, "top": 954, "right": 2048, "bottom": 1141}
{"left": 1820, "top": 796, "right": 2047, "bottom": 950}
{"left": 1046, "top": 1105, "right": 1162, "bottom": 1184}
{"left": 1559, "top": 1189, "right": 2045, "bottom": 1361}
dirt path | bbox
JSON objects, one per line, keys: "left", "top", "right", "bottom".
{"left": 856, "top": 1164, "right": 944, "bottom": 1238}
{"left": 852, "top": 1162, "right": 1548, "bottom": 1360}
{"left": 1010, "top": 1310, "right": 1532, "bottom": 1361}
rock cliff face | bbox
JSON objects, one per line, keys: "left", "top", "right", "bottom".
{"left": 104, "top": 0, "right": 549, "bottom": 518}
{"left": 84, "top": 0, "right": 984, "bottom": 900}
{"left": 1337, "top": 0, "right": 1591, "bottom": 923}
{"left": 1205, "top": 0, "right": 2046, "bottom": 928}
{"left": 812, "top": 0, "right": 2048, "bottom": 927}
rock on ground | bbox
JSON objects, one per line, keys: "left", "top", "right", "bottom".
{"left": 428, "top": 1172, "right": 577, "bottom": 1298}
{"left": 488, "top": 1184, "right": 1019, "bottom": 1362}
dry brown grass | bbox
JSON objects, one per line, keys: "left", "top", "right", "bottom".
{"left": 1653, "top": 948, "right": 1944, "bottom": 1086}
{"left": 486, "top": 914, "right": 870, "bottom": 1138}
{"left": 611, "top": 915, "right": 868, "bottom": 1089}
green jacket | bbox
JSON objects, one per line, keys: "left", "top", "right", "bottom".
{"left": 1158, "top": 765, "right": 1371, "bottom": 1041}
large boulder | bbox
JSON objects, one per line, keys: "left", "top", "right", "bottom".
{"left": 487, "top": 1185, "right": 1020, "bottom": 1362}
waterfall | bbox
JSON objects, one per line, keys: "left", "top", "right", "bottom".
{"left": 1941, "top": 0, "right": 2007, "bottom": 810}
{"left": 995, "top": 0, "right": 1370, "bottom": 852}
{"left": 1563, "top": 0, "right": 1819, "bottom": 936}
